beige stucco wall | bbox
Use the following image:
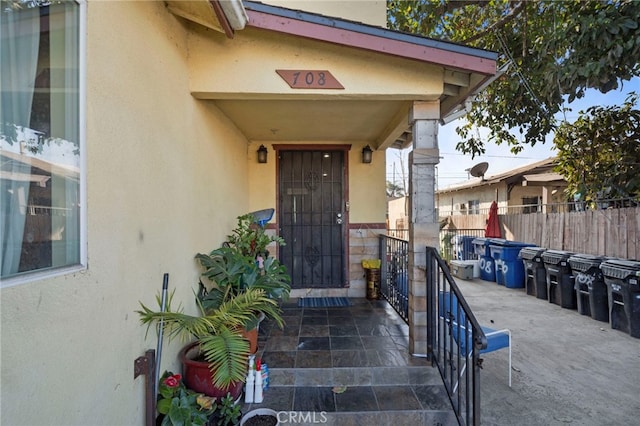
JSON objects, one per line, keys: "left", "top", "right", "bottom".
{"left": 264, "top": 0, "right": 387, "bottom": 26}
{"left": 0, "top": 2, "right": 251, "bottom": 425}
{"left": 388, "top": 196, "right": 408, "bottom": 229}
{"left": 438, "top": 183, "right": 506, "bottom": 215}
{"left": 189, "top": 26, "right": 443, "bottom": 99}
{"left": 248, "top": 141, "right": 386, "bottom": 225}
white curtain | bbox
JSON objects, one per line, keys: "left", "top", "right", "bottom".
{"left": 0, "top": 5, "right": 41, "bottom": 276}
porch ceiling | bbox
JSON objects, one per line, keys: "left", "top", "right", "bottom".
{"left": 211, "top": 99, "right": 413, "bottom": 144}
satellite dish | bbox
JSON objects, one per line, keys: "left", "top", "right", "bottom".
{"left": 469, "top": 162, "right": 489, "bottom": 179}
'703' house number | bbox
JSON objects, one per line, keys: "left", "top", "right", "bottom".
{"left": 276, "top": 70, "right": 344, "bottom": 89}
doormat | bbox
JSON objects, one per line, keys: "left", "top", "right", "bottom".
{"left": 297, "top": 297, "right": 352, "bottom": 308}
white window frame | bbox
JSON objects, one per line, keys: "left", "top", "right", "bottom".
{"left": 1, "top": 0, "right": 87, "bottom": 288}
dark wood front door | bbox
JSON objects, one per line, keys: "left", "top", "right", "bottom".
{"left": 278, "top": 149, "right": 346, "bottom": 288}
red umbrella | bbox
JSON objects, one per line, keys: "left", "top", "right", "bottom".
{"left": 485, "top": 201, "right": 501, "bottom": 238}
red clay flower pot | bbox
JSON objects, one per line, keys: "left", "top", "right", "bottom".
{"left": 179, "top": 342, "right": 244, "bottom": 400}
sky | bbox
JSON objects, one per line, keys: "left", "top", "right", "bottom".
{"left": 386, "top": 76, "right": 640, "bottom": 190}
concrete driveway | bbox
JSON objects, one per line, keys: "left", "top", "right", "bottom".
{"left": 454, "top": 278, "right": 640, "bottom": 426}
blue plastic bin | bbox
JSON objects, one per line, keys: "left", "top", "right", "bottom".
{"left": 489, "top": 240, "right": 534, "bottom": 288}
{"left": 472, "top": 238, "right": 495, "bottom": 282}
{"left": 455, "top": 235, "right": 477, "bottom": 260}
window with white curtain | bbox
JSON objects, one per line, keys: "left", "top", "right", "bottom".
{"left": 1, "top": 0, "right": 84, "bottom": 283}
{"left": 467, "top": 199, "right": 480, "bottom": 215}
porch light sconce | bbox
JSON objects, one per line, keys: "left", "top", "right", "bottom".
{"left": 362, "top": 145, "right": 373, "bottom": 164}
{"left": 257, "top": 145, "right": 268, "bottom": 163}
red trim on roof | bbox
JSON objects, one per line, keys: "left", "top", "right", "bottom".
{"left": 210, "top": 0, "right": 235, "bottom": 39}
{"left": 246, "top": 10, "right": 495, "bottom": 75}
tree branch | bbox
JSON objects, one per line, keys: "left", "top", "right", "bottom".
{"left": 461, "top": 1, "right": 526, "bottom": 44}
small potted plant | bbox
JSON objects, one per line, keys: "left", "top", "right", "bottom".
{"left": 240, "top": 408, "right": 279, "bottom": 426}
{"left": 209, "top": 393, "right": 243, "bottom": 426}
{"left": 138, "top": 287, "right": 285, "bottom": 399}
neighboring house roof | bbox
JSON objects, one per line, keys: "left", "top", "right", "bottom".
{"left": 437, "top": 157, "right": 563, "bottom": 193}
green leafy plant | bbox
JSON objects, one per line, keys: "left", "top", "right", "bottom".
{"left": 211, "top": 393, "right": 242, "bottom": 426}
{"left": 195, "top": 214, "right": 291, "bottom": 331}
{"left": 224, "top": 213, "right": 285, "bottom": 259}
{"left": 138, "top": 289, "right": 284, "bottom": 389}
{"left": 156, "top": 371, "right": 216, "bottom": 426}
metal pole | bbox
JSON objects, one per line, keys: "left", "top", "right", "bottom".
{"left": 155, "top": 273, "right": 169, "bottom": 398}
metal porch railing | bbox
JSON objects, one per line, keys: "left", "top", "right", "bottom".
{"left": 426, "top": 246, "right": 486, "bottom": 426}
{"left": 379, "top": 235, "right": 485, "bottom": 424}
{"left": 379, "top": 234, "right": 408, "bottom": 323}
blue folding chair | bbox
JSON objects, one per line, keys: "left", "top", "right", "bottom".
{"left": 440, "top": 291, "right": 512, "bottom": 388}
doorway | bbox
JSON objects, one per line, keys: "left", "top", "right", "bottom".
{"left": 278, "top": 148, "right": 347, "bottom": 288}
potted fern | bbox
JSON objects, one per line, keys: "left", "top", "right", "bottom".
{"left": 195, "top": 213, "right": 291, "bottom": 352}
{"left": 138, "top": 213, "right": 290, "bottom": 399}
{"left": 138, "top": 286, "right": 284, "bottom": 399}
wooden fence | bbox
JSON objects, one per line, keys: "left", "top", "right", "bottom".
{"left": 441, "top": 206, "right": 639, "bottom": 260}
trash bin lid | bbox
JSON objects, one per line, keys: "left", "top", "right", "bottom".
{"left": 600, "top": 259, "right": 640, "bottom": 280}
{"left": 542, "top": 249, "right": 575, "bottom": 265}
{"left": 568, "top": 254, "right": 608, "bottom": 272}
{"left": 487, "top": 238, "right": 508, "bottom": 246}
{"left": 487, "top": 239, "right": 533, "bottom": 247}
{"left": 520, "top": 247, "right": 546, "bottom": 260}
{"left": 472, "top": 237, "right": 491, "bottom": 246}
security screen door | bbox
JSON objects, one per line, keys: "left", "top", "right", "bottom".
{"left": 278, "top": 150, "right": 346, "bottom": 288}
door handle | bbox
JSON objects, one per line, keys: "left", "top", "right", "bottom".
{"left": 336, "top": 212, "right": 342, "bottom": 224}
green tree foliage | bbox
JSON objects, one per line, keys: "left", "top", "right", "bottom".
{"left": 386, "top": 180, "right": 405, "bottom": 197}
{"left": 554, "top": 93, "right": 639, "bottom": 203}
{"left": 387, "top": 0, "right": 640, "bottom": 156}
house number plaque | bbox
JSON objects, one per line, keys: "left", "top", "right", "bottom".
{"left": 276, "top": 70, "right": 344, "bottom": 89}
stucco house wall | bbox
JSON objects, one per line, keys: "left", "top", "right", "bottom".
{"left": 264, "top": 0, "right": 387, "bottom": 26}
{"left": 0, "top": 2, "right": 392, "bottom": 424}
{"left": 1, "top": 2, "right": 252, "bottom": 425}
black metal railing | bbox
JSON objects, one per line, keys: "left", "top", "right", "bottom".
{"left": 379, "top": 234, "right": 409, "bottom": 323}
{"left": 387, "top": 228, "right": 409, "bottom": 240}
{"left": 426, "top": 246, "right": 486, "bottom": 426}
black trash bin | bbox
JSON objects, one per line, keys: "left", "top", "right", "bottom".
{"left": 542, "top": 250, "right": 576, "bottom": 309}
{"left": 568, "top": 254, "right": 609, "bottom": 322}
{"left": 521, "top": 247, "right": 547, "bottom": 299}
{"left": 600, "top": 259, "right": 640, "bottom": 338}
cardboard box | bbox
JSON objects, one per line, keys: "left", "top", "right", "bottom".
{"left": 451, "top": 260, "right": 474, "bottom": 280}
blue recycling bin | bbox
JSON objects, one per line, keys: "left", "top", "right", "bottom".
{"left": 489, "top": 240, "right": 534, "bottom": 288}
{"left": 472, "top": 237, "right": 495, "bottom": 282}
{"left": 455, "top": 235, "right": 477, "bottom": 261}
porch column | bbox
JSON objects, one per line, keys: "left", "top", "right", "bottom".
{"left": 407, "top": 101, "right": 440, "bottom": 356}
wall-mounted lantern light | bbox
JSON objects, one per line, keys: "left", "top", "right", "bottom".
{"left": 362, "top": 145, "right": 373, "bottom": 164}
{"left": 257, "top": 145, "right": 268, "bottom": 163}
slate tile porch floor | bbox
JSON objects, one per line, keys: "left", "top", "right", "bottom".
{"left": 240, "top": 298, "right": 457, "bottom": 425}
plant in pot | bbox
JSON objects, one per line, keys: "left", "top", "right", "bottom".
{"left": 240, "top": 408, "right": 279, "bottom": 426}
{"left": 138, "top": 286, "right": 285, "bottom": 400}
{"left": 195, "top": 213, "right": 291, "bottom": 352}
